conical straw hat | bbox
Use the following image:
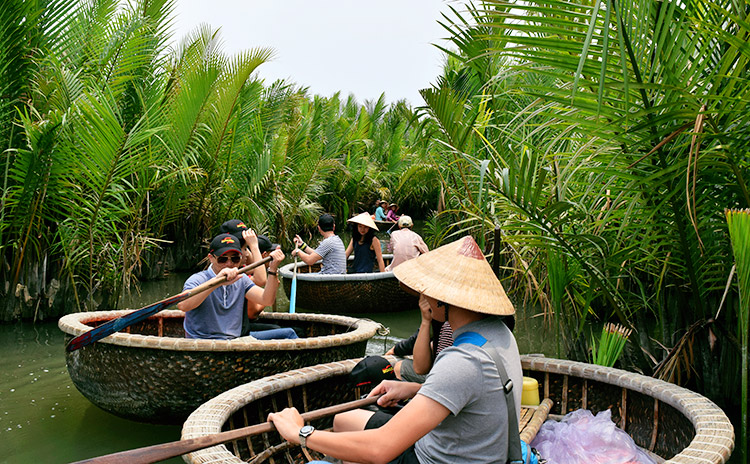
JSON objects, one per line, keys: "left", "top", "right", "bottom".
{"left": 348, "top": 212, "right": 379, "bottom": 231}
{"left": 392, "top": 236, "right": 514, "bottom": 316}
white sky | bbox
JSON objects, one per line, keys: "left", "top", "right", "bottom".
{"left": 170, "top": 0, "right": 454, "bottom": 106}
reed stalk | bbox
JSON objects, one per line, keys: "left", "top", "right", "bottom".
{"left": 726, "top": 208, "right": 750, "bottom": 464}
{"left": 591, "top": 322, "right": 632, "bottom": 368}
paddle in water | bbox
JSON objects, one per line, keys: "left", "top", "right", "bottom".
{"left": 70, "top": 394, "right": 380, "bottom": 464}
{"left": 65, "top": 256, "right": 273, "bottom": 352}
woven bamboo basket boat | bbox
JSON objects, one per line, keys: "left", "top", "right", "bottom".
{"left": 278, "top": 255, "right": 419, "bottom": 314}
{"left": 182, "top": 356, "right": 734, "bottom": 464}
{"left": 58, "top": 310, "right": 380, "bottom": 424}
{"left": 373, "top": 219, "right": 397, "bottom": 231}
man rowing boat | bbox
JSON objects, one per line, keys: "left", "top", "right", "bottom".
{"left": 268, "top": 236, "right": 522, "bottom": 463}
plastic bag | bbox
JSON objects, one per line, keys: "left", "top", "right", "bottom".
{"left": 530, "top": 409, "right": 656, "bottom": 464}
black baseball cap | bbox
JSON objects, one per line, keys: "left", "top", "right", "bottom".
{"left": 209, "top": 233, "right": 242, "bottom": 256}
{"left": 257, "top": 235, "right": 280, "bottom": 253}
{"left": 220, "top": 219, "right": 248, "bottom": 244}
{"left": 349, "top": 356, "right": 395, "bottom": 388}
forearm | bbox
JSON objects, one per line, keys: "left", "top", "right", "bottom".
{"left": 248, "top": 245, "right": 267, "bottom": 286}
{"left": 393, "top": 330, "right": 418, "bottom": 356}
{"left": 304, "top": 429, "right": 399, "bottom": 464}
{"left": 176, "top": 290, "right": 211, "bottom": 312}
{"left": 374, "top": 240, "right": 385, "bottom": 272}
{"left": 412, "top": 321, "right": 433, "bottom": 375}
{"left": 298, "top": 249, "right": 320, "bottom": 266}
{"left": 246, "top": 302, "right": 265, "bottom": 319}
{"left": 258, "top": 274, "right": 280, "bottom": 306}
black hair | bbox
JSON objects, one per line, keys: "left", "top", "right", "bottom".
{"left": 318, "top": 214, "right": 335, "bottom": 232}
{"left": 352, "top": 222, "right": 375, "bottom": 245}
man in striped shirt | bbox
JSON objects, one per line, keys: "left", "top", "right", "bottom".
{"left": 292, "top": 213, "right": 347, "bottom": 274}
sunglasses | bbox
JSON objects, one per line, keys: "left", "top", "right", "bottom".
{"left": 216, "top": 255, "right": 241, "bottom": 264}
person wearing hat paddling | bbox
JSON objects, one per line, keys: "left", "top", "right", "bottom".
{"left": 220, "top": 219, "right": 269, "bottom": 286}
{"left": 241, "top": 234, "right": 306, "bottom": 337}
{"left": 292, "top": 213, "right": 347, "bottom": 275}
{"left": 268, "top": 236, "right": 522, "bottom": 464}
{"left": 177, "top": 233, "right": 297, "bottom": 341}
{"left": 345, "top": 212, "right": 386, "bottom": 273}
{"left": 218, "top": 220, "right": 299, "bottom": 335}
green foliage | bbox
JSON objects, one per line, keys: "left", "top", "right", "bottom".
{"left": 417, "top": 0, "right": 750, "bottom": 429}
{"left": 0, "top": 0, "right": 439, "bottom": 317}
{"left": 726, "top": 209, "right": 750, "bottom": 464}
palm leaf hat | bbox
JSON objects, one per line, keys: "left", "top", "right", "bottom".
{"left": 392, "top": 236, "right": 514, "bottom": 316}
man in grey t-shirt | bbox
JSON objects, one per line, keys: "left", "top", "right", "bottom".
{"left": 292, "top": 213, "right": 346, "bottom": 274}
{"left": 269, "top": 236, "right": 522, "bottom": 463}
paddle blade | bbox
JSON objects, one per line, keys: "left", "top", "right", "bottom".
{"left": 65, "top": 301, "right": 169, "bottom": 352}
{"left": 289, "top": 276, "right": 297, "bottom": 314}
{"left": 289, "top": 257, "right": 298, "bottom": 314}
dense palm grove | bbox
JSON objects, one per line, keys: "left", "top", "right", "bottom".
{"left": 2, "top": 0, "right": 749, "bottom": 458}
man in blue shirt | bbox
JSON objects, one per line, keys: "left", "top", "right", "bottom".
{"left": 177, "top": 232, "right": 296, "bottom": 340}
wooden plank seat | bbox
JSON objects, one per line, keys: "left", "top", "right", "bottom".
{"left": 520, "top": 398, "right": 554, "bottom": 444}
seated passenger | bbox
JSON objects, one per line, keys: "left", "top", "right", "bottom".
{"left": 386, "top": 295, "right": 453, "bottom": 383}
{"left": 385, "top": 215, "right": 429, "bottom": 271}
{"left": 375, "top": 200, "right": 388, "bottom": 221}
{"left": 219, "top": 219, "right": 268, "bottom": 286}
{"left": 386, "top": 203, "right": 400, "bottom": 222}
{"left": 177, "top": 232, "right": 297, "bottom": 341}
{"left": 345, "top": 212, "right": 386, "bottom": 273}
{"left": 268, "top": 236, "right": 522, "bottom": 463}
{"left": 292, "top": 214, "right": 347, "bottom": 275}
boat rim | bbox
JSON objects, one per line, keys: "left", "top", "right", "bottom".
{"left": 278, "top": 254, "right": 397, "bottom": 282}
{"left": 58, "top": 310, "right": 380, "bottom": 352}
{"left": 182, "top": 355, "right": 735, "bottom": 464}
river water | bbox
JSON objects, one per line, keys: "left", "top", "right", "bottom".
{"left": 0, "top": 239, "right": 554, "bottom": 463}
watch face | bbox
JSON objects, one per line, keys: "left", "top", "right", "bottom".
{"left": 300, "top": 425, "right": 315, "bottom": 436}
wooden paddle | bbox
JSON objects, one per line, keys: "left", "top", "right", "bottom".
{"left": 386, "top": 221, "right": 398, "bottom": 235}
{"left": 71, "top": 394, "right": 380, "bottom": 464}
{"left": 66, "top": 256, "right": 273, "bottom": 352}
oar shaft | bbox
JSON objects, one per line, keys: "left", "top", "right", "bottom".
{"left": 66, "top": 256, "right": 273, "bottom": 352}
{"left": 71, "top": 395, "right": 380, "bottom": 464}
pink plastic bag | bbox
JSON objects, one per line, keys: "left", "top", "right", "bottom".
{"left": 530, "top": 409, "right": 656, "bottom": 464}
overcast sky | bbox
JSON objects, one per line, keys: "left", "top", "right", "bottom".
{"left": 170, "top": 0, "right": 454, "bottom": 106}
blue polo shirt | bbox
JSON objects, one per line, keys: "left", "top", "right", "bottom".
{"left": 183, "top": 267, "right": 255, "bottom": 339}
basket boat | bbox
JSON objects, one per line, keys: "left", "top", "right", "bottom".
{"left": 373, "top": 219, "right": 397, "bottom": 231}
{"left": 58, "top": 310, "right": 379, "bottom": 424}
{"left": 278, "top": 255, "right": 419, "bottom": 314}
{"left": 182, "top": 356, "right": 734, "bottom": 464}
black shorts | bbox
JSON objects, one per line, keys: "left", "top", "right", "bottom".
{"left": 364, "top": 411, "right": 420, "bottom": 464}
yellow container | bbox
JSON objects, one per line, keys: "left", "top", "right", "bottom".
{"left": 521, "top": 376, "right": 540, "bottom": 406}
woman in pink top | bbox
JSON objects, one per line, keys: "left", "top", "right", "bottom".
{"left": 386, "top": 203, "right": 400, "bottom": 222}
{"left": 386, "top": 215, "right": 428, "bottom": 271}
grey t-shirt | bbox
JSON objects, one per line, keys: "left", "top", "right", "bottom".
{"left": 414, "top": 316, "right": 523, "bottom": 464}
{"left": 315, "top": 235, "right": 346, "bottom": 274}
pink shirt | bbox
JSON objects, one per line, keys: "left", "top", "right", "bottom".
{"left": 386, "top": 228, "right": 429, "bottom": 270}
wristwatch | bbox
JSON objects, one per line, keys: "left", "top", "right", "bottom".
{"left": 299, "top": 424, "right": 315, "bottom": 448}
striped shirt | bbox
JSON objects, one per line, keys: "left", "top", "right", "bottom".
{"left": 315, "top": 235, "right": 346, "bottom": 274}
